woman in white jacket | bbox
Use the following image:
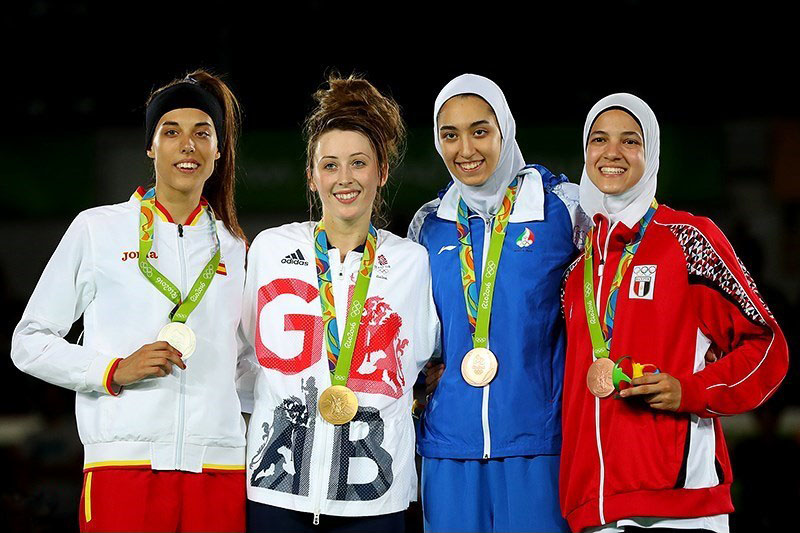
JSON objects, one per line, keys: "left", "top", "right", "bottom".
{"left": 239, "top": 75, "right": 439, "bottom": 532}
{"left": 11, "top": 70, "right": 249, "bottom": 532}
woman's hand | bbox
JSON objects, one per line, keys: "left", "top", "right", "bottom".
{"left": 424, "top": 362, "right": 445, "bottom": 397}
{"left": 618, "top": 372, "right": 682, "bottom": 411}
{"left": 113, "top": 341, "right": 186, "bottom": 386}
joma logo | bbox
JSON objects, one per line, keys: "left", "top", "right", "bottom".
{"left": 122, "top": 251, "right": 158, "bottom": 261}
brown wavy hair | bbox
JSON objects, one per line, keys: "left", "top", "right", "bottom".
{"left": 303, "top": 74, "right": 406, "bottom": 228}
{"left": 147, "top": 69, "right": 246, "bottom": 242}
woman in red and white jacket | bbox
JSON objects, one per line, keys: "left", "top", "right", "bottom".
{"left": 559, "top": 93, "right": 788, "bottom": 533}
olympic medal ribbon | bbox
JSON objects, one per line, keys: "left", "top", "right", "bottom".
{"left": 313, "top": 222, "right": 378, "bottom": 385}
{"left": 456, "top": 176, "right": 520, "bottom": 349}
{"left": 583, "top": 198, "right": 659, "bottom": 359}
{"left": 138, "top": 187, "right": 221, "bottom": 324}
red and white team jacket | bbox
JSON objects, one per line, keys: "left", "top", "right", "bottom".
{"left": 238, "top": 222, "right": 439, "bottom": 519}
{"left": 559, "top": 205, "right": 788, "bottom": 532}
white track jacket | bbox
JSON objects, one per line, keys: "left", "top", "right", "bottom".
{"left": 239, "top": 222, "right": 438, "bottom": 519}
{"left": 11, "top": 191, "right": 247, "bottom": 472}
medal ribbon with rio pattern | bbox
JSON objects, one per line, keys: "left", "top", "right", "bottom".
{"left": 138, "top": 187, "right": 221, "bottom": 323}
{"left": 314, "top": 222, "right": 378, "bottom": 385}
{"left": 583, "top": 198, "right": 658, "bottom": 358}
{"left": 456, "top": 176, "right": 520, "bottom": 348}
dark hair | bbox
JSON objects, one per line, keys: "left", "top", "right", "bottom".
{"left": 147, "top": 69, "right": 246, "bottom": 242}
{"left": 303, "top": 74, "right": 406, "bottom": 228}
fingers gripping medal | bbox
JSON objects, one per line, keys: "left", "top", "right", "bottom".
{"left": 157, "top": 322, "right": 197, "bottom": 360}
{"left": 138, "top": 188, "right": 220, "bottom": 361}
{"left": 456, "top": 178, "right": 519, "bottom": 387}
{"left": 314, "top": 223, "right": 378, "bottom": 425}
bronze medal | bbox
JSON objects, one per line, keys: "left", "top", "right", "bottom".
{"left": 319, "top": 385, "right": 359, "bottom": 425}
{"left": 586, "top": 357, "right": 615, "bottom": 398}
{"left": 461, "top": 347, "right": 498, "bottom": 387}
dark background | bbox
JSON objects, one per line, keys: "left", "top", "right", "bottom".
{"left": 1, "top": 2, "right": 798, "bottom": 531}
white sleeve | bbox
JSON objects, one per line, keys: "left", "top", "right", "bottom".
{"left": 414, "top": 250, "right": 441, "bottom": 373}
{"left": 236, "top": 240, "right": 260, "bottom": 414}
{"left": 11, "top": 213, "right": 120, "bottom": 395}
{"left": 551, "top": 181, "right": 590, "bottom": 251}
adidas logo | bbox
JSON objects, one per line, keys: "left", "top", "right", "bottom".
{"left": 281, "top": 249, "right": 309, "bottom": 266}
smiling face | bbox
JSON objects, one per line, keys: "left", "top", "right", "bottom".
{"left": 146, "top": 107, "right": 220, "bottom": 196}
{"left": 437, "top": 95, "right": 502, "bottom": 187}
{"left": 309, "top": 129, "right": 386, "bottom": 227}
{"left": 585, "top": 109, "right": 646, "bottom": 196}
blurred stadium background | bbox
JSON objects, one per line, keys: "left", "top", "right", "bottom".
{"left": 1, "top": 3, "right": 797, "bottom": 531}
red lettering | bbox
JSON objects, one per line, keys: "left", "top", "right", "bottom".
{"left": 255, "top": 278, "right": 322, "bottom": 374}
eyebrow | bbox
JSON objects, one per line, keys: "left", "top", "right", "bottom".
{"left": 160, "top": 121, "right": 213, "bottom": 128}
{"left": 320, "top": 152, "right": 372, "bottom": 160}
{"left": 590, "top": 129, "right": 643, "bottom": 137}
{"left": 439, "top": 119, "right": 492, "bottom": 131}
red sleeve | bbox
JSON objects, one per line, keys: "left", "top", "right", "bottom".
{"left": 671, "top": 218, "right": 788, "bottom": 417}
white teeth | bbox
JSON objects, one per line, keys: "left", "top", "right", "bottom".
{"left": 177, "top": 162, "right": 199, "bottom": 169}
{"left": 335, "top": 191, "right": 359, "bottom": 200}
{"left": 600, "top": 167, "right": 625, "bottom": 175}
{"left": 459, "top": 160, "right": 483, "bottom": 171}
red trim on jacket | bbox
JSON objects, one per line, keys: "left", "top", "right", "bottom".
{"left": 104, "top": 358, "right": 123, "bottom": 396}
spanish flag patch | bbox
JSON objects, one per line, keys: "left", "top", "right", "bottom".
{"left": 216, "top": 262, "right": 227, "bottom": 276}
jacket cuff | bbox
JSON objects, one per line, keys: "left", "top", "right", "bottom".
{"left": 104, "top": 358, "right": 123, "bottom": 396}
{"left": 677, "top": 374, "right": 707, "bottom": 414}
{"left": 86, "top": 354, "right": 123, "bottom": 395}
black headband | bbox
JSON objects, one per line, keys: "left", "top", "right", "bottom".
{"left": 145, "top": 80, "right": 225, "bottom": 149}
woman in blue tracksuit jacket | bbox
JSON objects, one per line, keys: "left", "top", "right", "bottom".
{"left": 408, "top": 74, "right": 588, "bottom": 532}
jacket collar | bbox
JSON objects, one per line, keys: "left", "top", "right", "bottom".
{"left": 436, "top": 166, "right": 545, "bottom": 223}
{"left": 130, "top": 186, "right": 209, "bottom": 227}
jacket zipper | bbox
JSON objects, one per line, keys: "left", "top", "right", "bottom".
{"left": 311, "top": 423, "right": 331, "bottom": 525}
{"left": 594, "top": 219, "right": 616, "bottom": 524}
{"left": 312, "top": 250, "right": 349, "bottom": 524}
{"left": 478, "top": 215, "right": 493, "bottom": 459}
{"left": 175, "top": 224, "right": 187, "bottom": 469}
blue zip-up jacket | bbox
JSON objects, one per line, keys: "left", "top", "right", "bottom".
{"left": 409, "top": 164, "right": 588, "bottom": 459}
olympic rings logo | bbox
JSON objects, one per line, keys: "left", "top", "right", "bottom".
{"left": 635, "top": 265, "right": 656, "bottom": 275}
{"left": 485, "top": 260, "right": 497, "bottom": 277}
{"left": 141, "top": 263, "right": 153, "bottom": 277}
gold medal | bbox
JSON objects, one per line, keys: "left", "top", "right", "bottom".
{"left": 586, "top": 357, "right": 615, "bottom": 398}
{"left": 319, "top": 385, "right": 359, "bottom": 425}
{"left": 461, "top": 347, "right": 498, "bottom": 387}
{"left": 157, "top": 322, "right": 196, "bottom": 360}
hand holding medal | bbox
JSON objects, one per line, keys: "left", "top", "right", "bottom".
{"left": 583, "top": 200, "right": 659, "bottom": 400}
{"left": 138, "top": 187, "right": 220, "bottom": 364}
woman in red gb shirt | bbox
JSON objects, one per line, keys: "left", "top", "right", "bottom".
{"left": 559, "top": 93, "right": 788, "bottom": 533}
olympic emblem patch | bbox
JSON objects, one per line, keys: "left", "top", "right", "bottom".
{"left": 629, "top": 265, "right": 657, "bottom": 300}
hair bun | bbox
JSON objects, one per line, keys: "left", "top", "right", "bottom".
{"left": 305, "top": 74, "right": 406, "bottom": 171}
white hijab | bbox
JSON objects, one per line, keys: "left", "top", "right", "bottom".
{"left": 433, "top": 74, "right": 526, "bottom": 219}
{"left": 579, "top": 93, "right": 660, "bottom": 228}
